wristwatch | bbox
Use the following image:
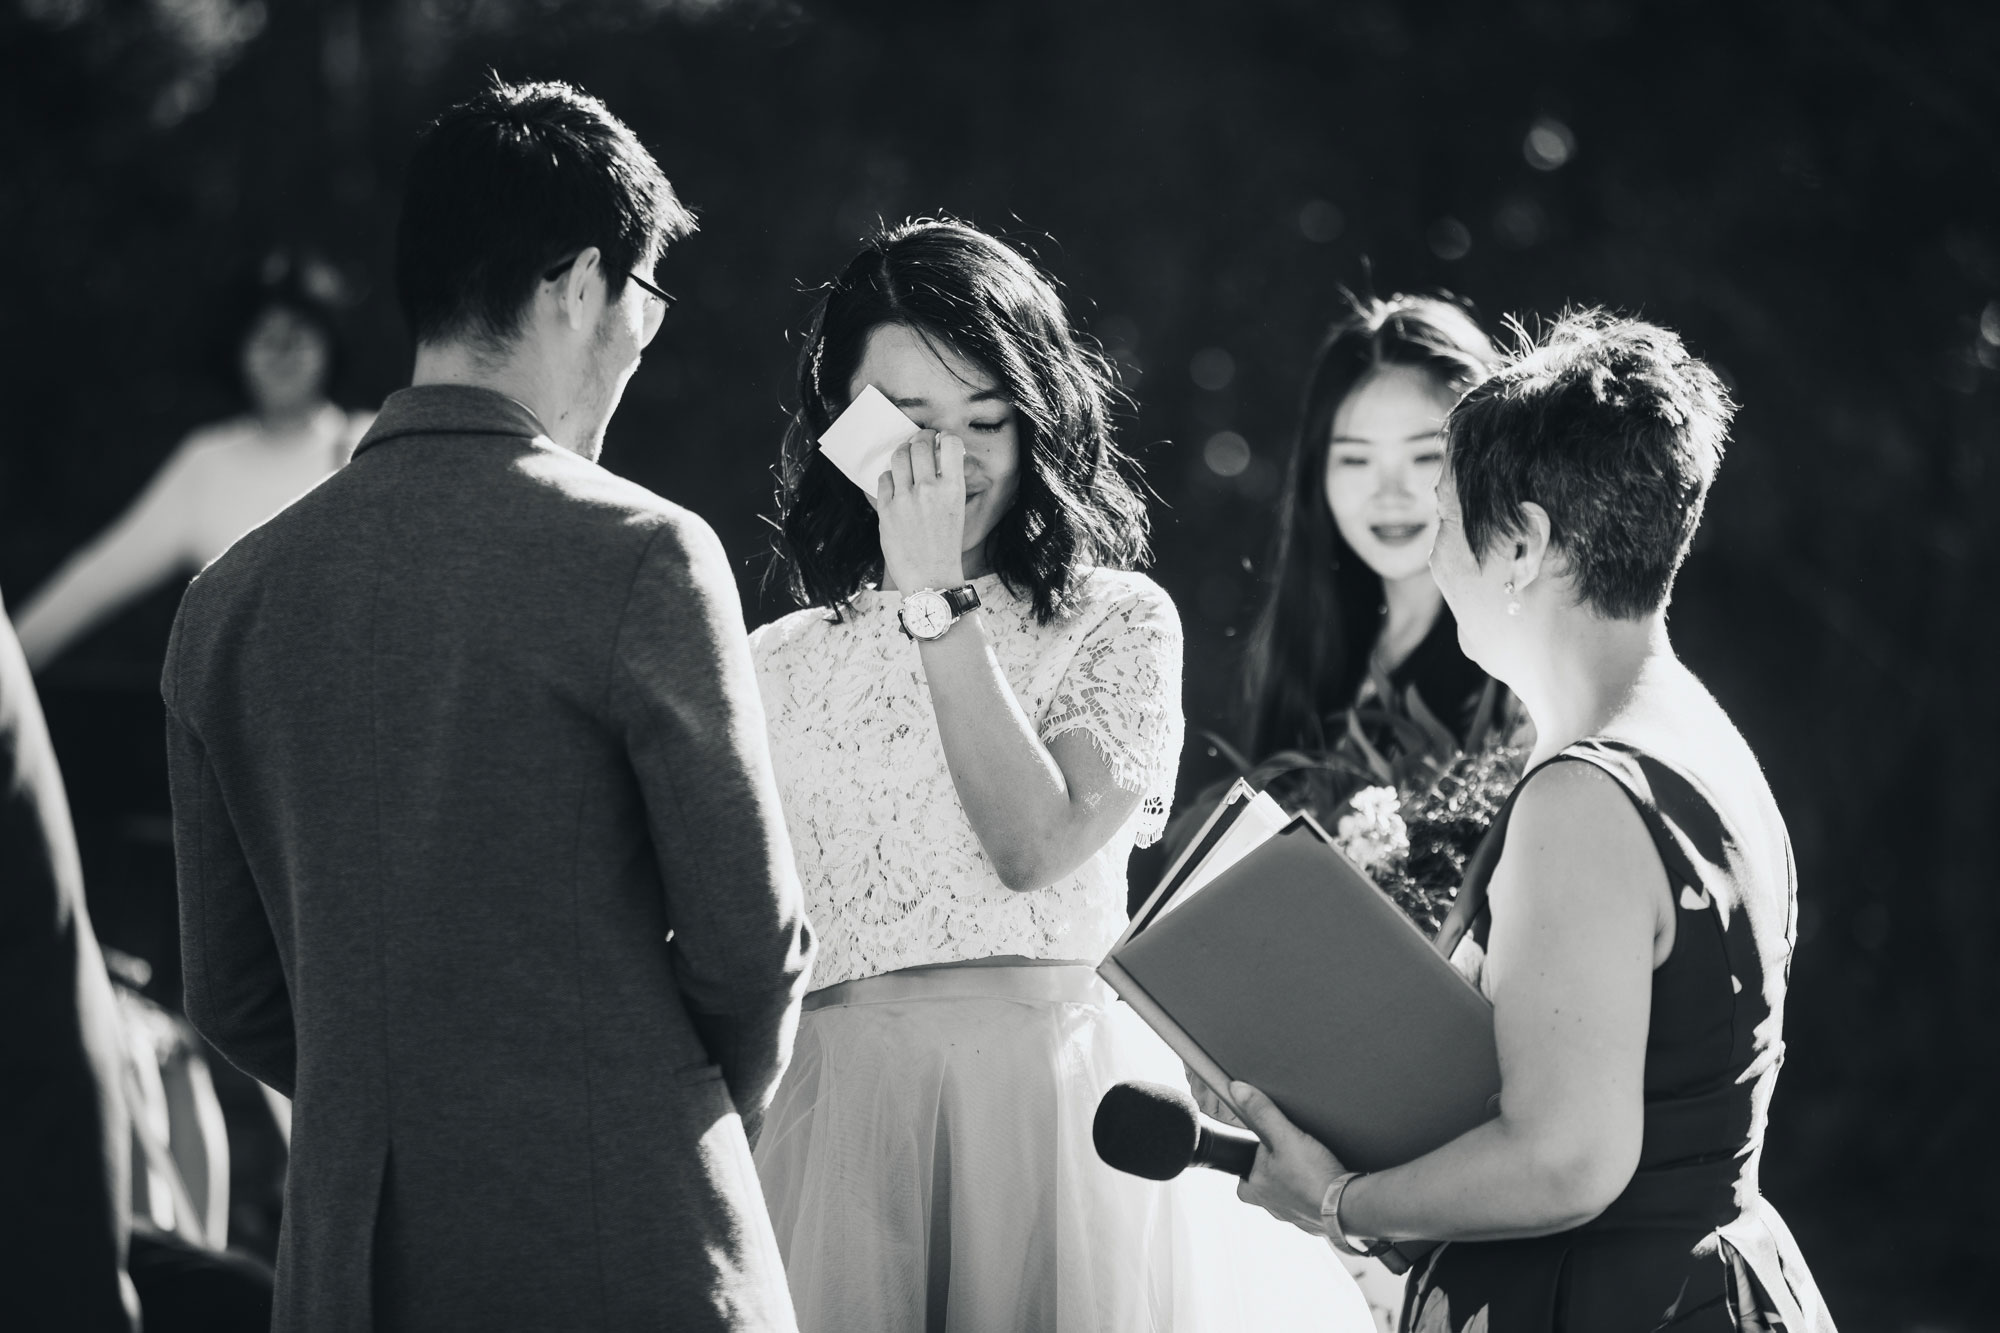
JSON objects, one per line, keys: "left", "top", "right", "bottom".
{"left": 897, "top": 584, "right": 981, "bottom": 641}
{"left": 1321, "top": 1171, "right": 1393, "bottom": 1258}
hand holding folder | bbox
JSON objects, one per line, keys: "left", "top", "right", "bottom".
{"left": 1098, "top": 780, "right": 1503, "bottom": 1269}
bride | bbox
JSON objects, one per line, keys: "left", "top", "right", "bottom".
{"left": 747, "top": 217, "right": 1371, "bottom": 1331}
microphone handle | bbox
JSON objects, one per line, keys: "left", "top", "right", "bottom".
{"left": 1192, "top": 1123, "right": 1260, "bottom": 1178}
{"left": 1187, "top": 1125, "right": 1440, "bottom": 1276}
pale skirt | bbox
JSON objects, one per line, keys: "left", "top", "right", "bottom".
{"left": 753, "top": 963, "right": 1374, "bottom": 1332}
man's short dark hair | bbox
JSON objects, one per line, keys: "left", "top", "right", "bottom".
{"left": 1446, "top": 309, "right": 1736, "bottom": 619}
{"left": 395, "top": 76, "right": 695, "bottom": 347}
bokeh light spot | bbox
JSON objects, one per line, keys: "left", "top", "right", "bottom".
{"left": 1524, "top": 116, "right": 1576, "bottom": 171}
{"left": 1427, "top": 217, "right": 1472, "bottom": 262}
{"left": 1203, "top": 431, "right": 1252, "bottom": 477}
{"left": 1980, "top": 300, "right": 2000, "bottom": 346}
{"left": 1190, "top": 347, "right": 1236, "bottom": 391}
{"left": 1494, "top": 195, "right": 1547, "bottom": 248}
{"left": 1298, "top": 200, "right": 1344, "bottom": 243}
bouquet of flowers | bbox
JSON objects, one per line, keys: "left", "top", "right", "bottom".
{"left": 1326, "top": 741, "right": 1526, "bottom": 937}
{"left": 1178, "top": 669, "right": 1527, "bottom": 939}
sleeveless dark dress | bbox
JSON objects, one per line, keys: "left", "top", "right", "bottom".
{"left": 1405, "top": 739, "right": 1835, "bottom": 1333}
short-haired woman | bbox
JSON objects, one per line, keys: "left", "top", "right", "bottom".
{"left": 750, "top": 219, "right": 1368, "bottom": 1331}
{"left": 1227, "top": 311, "right": 1835, "bottom": 1332}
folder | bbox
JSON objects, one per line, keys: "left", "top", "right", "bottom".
{"left": 1099, "top": 780, "right": 1503, "bottom": 1267}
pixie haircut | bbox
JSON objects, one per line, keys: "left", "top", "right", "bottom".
{"left": 1244, "top": 294, "right": 1499, "bottom": 757}
{"left": 772, "top": 219, "right": 1150, "bottom": 625}
{"left": 1446, "top": 309, "right": 1736, "bottom": 619}
{"left": 395, "top": 77, "right": 694, "bottom": 346}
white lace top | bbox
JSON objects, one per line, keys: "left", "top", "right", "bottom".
{"left": 749, "top": 568, "right": 1185, "bottom": 988}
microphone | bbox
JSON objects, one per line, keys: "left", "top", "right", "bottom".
{"left": 1094, "top": 1079, "right": 1439, "bottom": 1277}
{"left": 1093, "top": 1080, "right": 1259, "bottom": 1180}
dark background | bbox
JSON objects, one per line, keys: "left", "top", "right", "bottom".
{"left": 4, "top": 1, "right": 1994, "bottom": 1326}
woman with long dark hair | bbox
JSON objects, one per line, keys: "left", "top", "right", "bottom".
{"left": 750, "top": 219, "right": 1367, "bottom": 1331}
{"left": 1242, "top": 295, "right": 1503, "bottom": 765}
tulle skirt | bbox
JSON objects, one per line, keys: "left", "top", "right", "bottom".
{"left": 753, "top": 963, "right": 1374, "bottom": 1332}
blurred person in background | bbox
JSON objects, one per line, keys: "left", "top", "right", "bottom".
{"left": 12, "top": 250, "right": 372, "bottom": 673}
{"left": 751, "top": 218, "right": 1371, "bottom": 1331}
{"left": 106, "top": 945, "right": 234, "bottom": 1252}
{"left": 1225, "top": 313, "right": 1834, "bottom": 1332}
{"left": 1241, "top": 294, "right": 1507, "bottom": 767}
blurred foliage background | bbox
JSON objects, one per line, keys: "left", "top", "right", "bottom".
{"left": 3, "top": 0, "right": 1995, "bottom": 1325}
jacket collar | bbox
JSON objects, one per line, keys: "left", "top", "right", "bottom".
{"left": 351, "top": 385, "right": 555, "bottom": 459}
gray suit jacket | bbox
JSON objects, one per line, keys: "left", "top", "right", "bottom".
{"left": 164, "top": 386, "right": 812, "bottom": 1332}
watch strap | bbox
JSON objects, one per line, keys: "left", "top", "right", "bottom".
{"left": 940, "top": 583, "right": 981, "bottom": 615}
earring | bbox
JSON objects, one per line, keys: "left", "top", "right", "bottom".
{"left": 1504, "top": 580, "right": 1522, "bottom": 617}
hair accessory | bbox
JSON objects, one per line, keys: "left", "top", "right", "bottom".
{"left": 1504, "top": 580, "right": 1522, "bottom": 616}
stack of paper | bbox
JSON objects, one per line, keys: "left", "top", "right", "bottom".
{"left": 1099, "top": 781, "right": 1504, "bottom": 1267}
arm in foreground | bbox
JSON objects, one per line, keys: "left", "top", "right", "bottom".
{"left": 1234, "top": 761, "right": 1662, "bottom": 1242}
{"left": 164, "top": 622, "right": 296, "bottom": 1097}
{"left": 613, "top": 517, "right": 815, "bottom": 1140}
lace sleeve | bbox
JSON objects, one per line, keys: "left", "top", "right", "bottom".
{"left": 1039, "top": 579, "right": 1185, "bottom": 847}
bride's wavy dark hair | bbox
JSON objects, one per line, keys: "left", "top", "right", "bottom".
{"left": 1241, "top": 293, "right": 1499, "bottom": 757}
{"left": 768, "top": 218, "right": 1150, "bottom": 625}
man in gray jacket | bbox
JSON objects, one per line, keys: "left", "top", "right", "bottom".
{"left": 164, "top": 78, "right": 813, "bottom": 1331}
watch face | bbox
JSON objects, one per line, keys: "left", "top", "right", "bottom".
{"left": 903, "top": 591, "right": 953, "bottom": 638}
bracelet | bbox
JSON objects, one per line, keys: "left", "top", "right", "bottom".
{"left": 1320, "top": 1171, "right": 1392, "bottom": 1258}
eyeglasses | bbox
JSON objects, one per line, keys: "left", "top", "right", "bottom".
{"left": 541, "top": 254, "right": 674, "bottom": 312}
{"left": 626, "top": 269, "right": 672, "bottom": 307}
